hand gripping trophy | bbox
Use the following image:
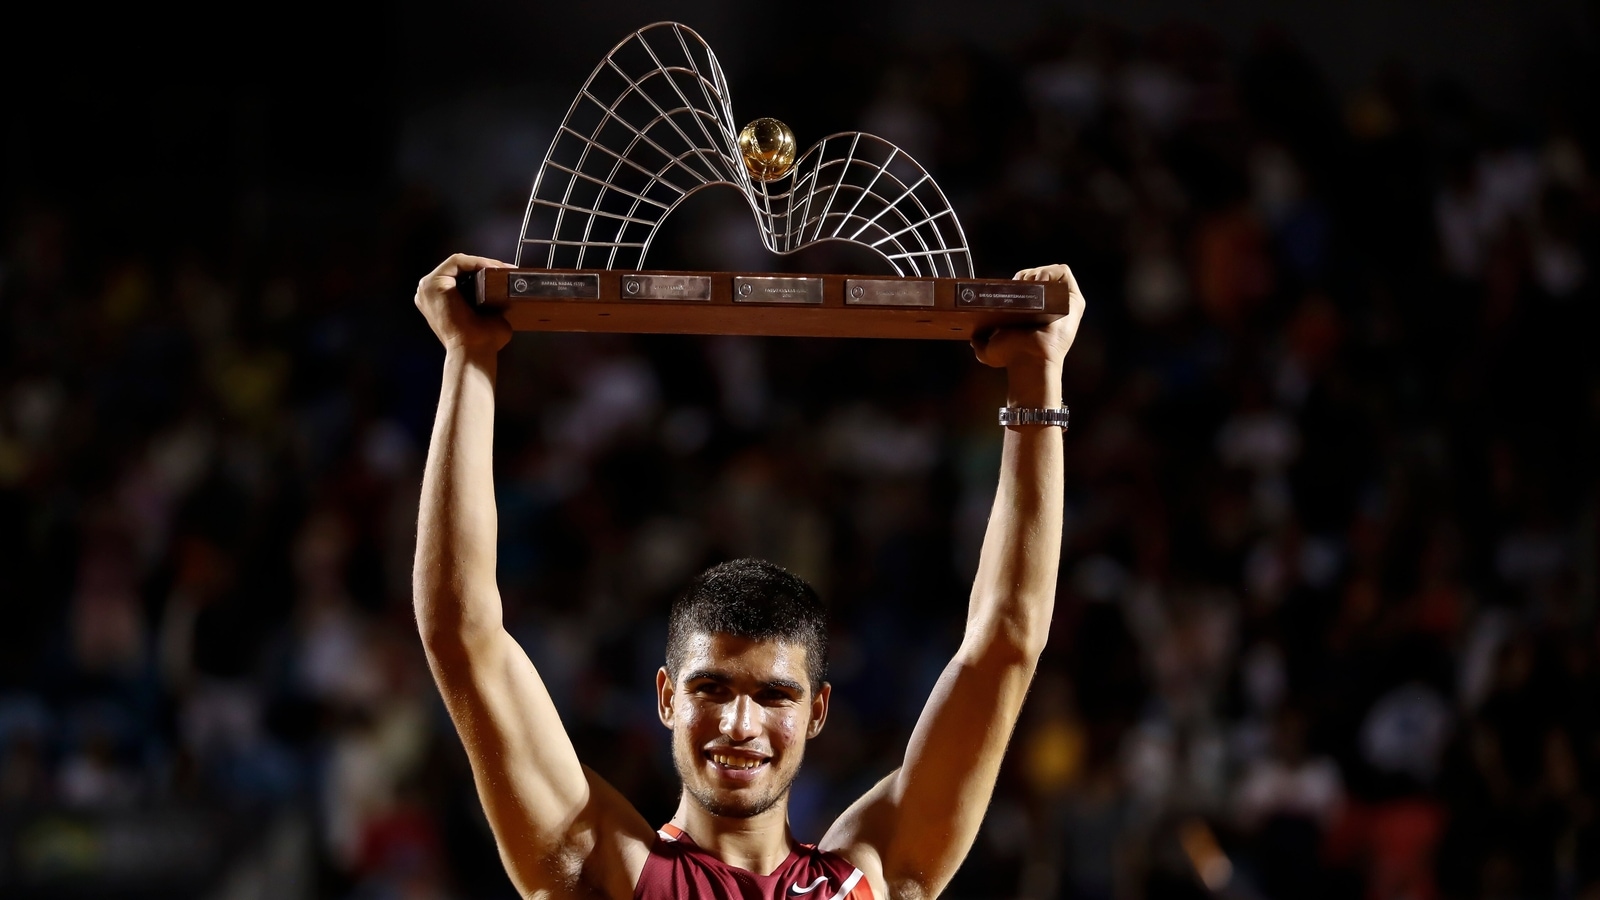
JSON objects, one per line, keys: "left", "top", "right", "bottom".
{"left": 460, "top": 21, "right": 1072, "bottom": 339}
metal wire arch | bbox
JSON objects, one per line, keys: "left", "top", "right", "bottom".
{"left": 517, "top": 22, "right": 973, "bottom": 278}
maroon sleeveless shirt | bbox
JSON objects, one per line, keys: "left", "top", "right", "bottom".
{"left": 634, "top": 824, "right": 875, "bottom": 900}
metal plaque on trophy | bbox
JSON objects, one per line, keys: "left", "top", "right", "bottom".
{"left": 464, "top": 22, "right": 1070, "bottom": 339}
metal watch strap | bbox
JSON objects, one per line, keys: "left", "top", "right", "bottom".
{"left": 998, "top": 406, "right": 1071, "bottom": 428}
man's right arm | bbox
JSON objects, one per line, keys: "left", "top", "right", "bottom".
{"left": 412, "top": 254, "right": 652, "bottom": 898}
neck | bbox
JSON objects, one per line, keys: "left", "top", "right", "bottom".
{"left": 671, "top": 792, "right": 795, "bottom": 875}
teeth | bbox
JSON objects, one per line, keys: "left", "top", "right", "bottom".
{"left": 710, "top": 753, "right": 763, "bottom": 770}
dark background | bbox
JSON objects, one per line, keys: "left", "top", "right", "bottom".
{"left": 2, "top": 1, "right": 1598, "bottom": 897}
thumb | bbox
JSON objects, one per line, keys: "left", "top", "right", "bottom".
{"left": 970, "top": 329, "right": 1001, "bottom": 368}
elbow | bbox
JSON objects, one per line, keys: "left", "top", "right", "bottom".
{"left": 415, "top": 618, "right": 501, "bottom": 671}
{"left": 964, "top": 598, "right": 1054, "bottom": 664}
{"left": 415, "top": 615, "right": 466, "bottom": 657}
{"left": 414, "top": 611, "right": 464, "bottom": 660}
{"left": 958, "top": 621, "right": 1049, "bottom": 671}
{"left": 411, "top": 581, "right": 451, "bottom": 647}
{"left": 412, "top": 590, "right": 498, "bottom": 657}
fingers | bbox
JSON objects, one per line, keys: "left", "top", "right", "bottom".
{"left": 969, "top": 328, "right": 1000, "bottom": 368}
{"left": 1012, "top": 264, "right": 1072, "bottom": 283}
{"left": 417, "top": 254, "right": 514, "bottom": 309}
{"left": 413, "top": 255, "right": 516, "bottom": 354}
{"left": 1014, "top": 263, "right": 1086, "bottom": 327}
{"left": 972, "top": 324, "right": 1047, "bottom": 369}
{"left": 985, "top": 263, "right": 1083, "bottom": 368}
{"left": 432, "top": 252, "right": 512, "bottom": 279}
{"left": 1067, "top": 268, "right": 1087, "bottom": 327}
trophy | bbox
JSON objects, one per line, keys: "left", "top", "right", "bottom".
{"left": 463, "top": 22, "right": 1070, "bottom": 339}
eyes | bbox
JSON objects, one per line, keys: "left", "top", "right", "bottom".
{"left": 686, "top": 680, "right": 801, "bottom": 706}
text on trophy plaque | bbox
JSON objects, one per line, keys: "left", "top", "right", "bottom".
{"left": 845, "top": 279, "right": 937, "bottom": 308}
{"left": 620, "top": 274, "right": 713, "bottom": 301}
{"left": 508, "top": 273, "right": 601, "bottom": 300}
{"left": 732, "top": 277, "right": 825, "bottom": 305}
{"left": 954, "top": 283, "right": 1046, "bottom": 310}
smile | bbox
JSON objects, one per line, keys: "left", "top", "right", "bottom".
{"left": 706, "top": 752, "right": 768, "bottom": 771}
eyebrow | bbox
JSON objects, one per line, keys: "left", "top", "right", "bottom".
{"left": 682, "top": 670, "right": 806, "bottom": 694}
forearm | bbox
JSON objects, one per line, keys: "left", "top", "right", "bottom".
{"left": 963, "top": 362, "right": 1064, "bottom": 660}
{"left": 414, "top": 347, "right": 504, "bottom": 647}
{"left": 833, "top": 270, "right": 1081, "bottom": 896}
{"left": 843, "top": 363, "right": 1065, "bottom": 892}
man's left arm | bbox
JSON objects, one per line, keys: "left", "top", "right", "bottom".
{"left": 821, "top": 264, "right": 1084, "bottom": 900}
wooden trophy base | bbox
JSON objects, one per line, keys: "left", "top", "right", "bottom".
{"left": 462, "top": 268, "right": 1069, "bottom": 340}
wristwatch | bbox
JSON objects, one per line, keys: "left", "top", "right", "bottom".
{"left": 998, "top": 407, "right": 1070, "bottom": 428}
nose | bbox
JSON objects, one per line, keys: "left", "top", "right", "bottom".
{"left": 720, "top": 695, "right": 759, "bottom": 742}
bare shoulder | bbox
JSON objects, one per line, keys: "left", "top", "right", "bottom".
{"left": 817, "top": 771, "right": 898, "bottom": 900}
{"left": 573, "top": 766, "right": 657, "bottom": 900}
{"left": 492, "top": 763, "right": 654, "bottom": 900}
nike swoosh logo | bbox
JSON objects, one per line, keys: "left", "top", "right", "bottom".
{"left": 790, "top": 876, "right": 830, "bottom": 895}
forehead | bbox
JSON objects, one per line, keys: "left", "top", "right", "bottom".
{"left": 676, "top": 632, "right": 809, "bottom": 682}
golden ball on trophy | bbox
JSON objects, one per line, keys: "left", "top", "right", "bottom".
{"left": 737, "top": 118, "right": 797, "bottom": 182}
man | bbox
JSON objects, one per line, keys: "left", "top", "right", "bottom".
{"left": 413, "top": 254, "right": 1085, "bottom": 900}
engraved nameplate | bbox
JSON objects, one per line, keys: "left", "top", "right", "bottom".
{"left": 508, "top": 272, "right": 600, "bottom": 299}
{"left": 621, "top": 274, "right": 712, "bottom": 301}
{"left": 955, "top": 282, "right": 1045, "bottom": 310}
{"left": 845, "top": 279, "right": 935, "bottom": 308}
{"left": 733, "top": 276, "right": 824, "bottom": 305}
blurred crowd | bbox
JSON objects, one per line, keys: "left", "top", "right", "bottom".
{"left": 3, "top": 15, "right": 1599, "bottom": 900}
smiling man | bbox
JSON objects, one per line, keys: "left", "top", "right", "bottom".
{"left": 412, "top": 254, "right": 1085, "bottom": 900}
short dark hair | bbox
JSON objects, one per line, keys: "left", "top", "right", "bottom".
{"left": 666, "top": 559, "right": 828, "bottom": 691}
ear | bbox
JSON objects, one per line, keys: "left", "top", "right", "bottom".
{"left": 656, "top": 667, "right": 676, "bottom": 730}
{"left": 806, "top": 682, "right": 831, "bottom": 739}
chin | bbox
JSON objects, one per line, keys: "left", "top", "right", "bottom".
{"left": 688, "top": 783, "right": 785, "bottom": 819}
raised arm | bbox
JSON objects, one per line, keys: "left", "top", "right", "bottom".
{"left": 413, "top": 254, "right": 651, "bottom": 899}
{"left": 822, "top": 264, "right": 1084, "bottom": 900}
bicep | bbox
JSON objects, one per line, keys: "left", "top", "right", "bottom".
{"left": 821, "top": 646, "right": 1036, "bottom": 898}
{"left": 427, "top": 625, "right": 652, "bottom": 895}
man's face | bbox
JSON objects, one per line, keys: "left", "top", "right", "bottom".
{"left": 656, "top": 632, "right": 829, "bottom": 819}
